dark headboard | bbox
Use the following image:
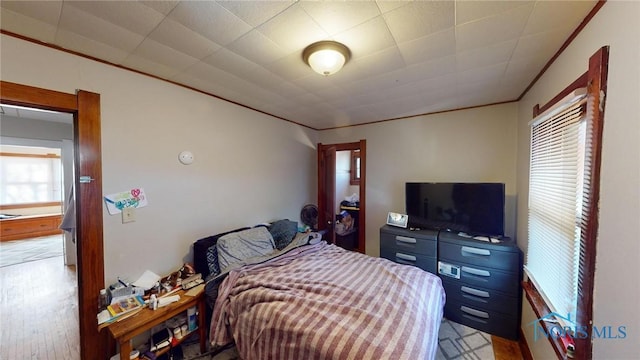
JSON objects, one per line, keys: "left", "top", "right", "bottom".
{"left": 193, "top": 227, "right": 249, "bottom": 279}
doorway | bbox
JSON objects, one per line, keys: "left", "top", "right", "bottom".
{"left": 0, "top": 81, "right": 105, "bottom": 359}
{"left": 317, "top": 140, "right": 366, "bottom": 253}
{"left": 0, "top": 118, "right": 76, "bottom": 267}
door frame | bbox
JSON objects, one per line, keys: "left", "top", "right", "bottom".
{"left": 318, "top": 140, "right": 366, "bottom": 253}
{"left": 1, "top": 80, "right": 105, "bottom": 359}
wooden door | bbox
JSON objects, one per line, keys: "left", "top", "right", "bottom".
{"left": 1, "top": 81, "right": 105, "bottom": 359}
{"left": 318, "top": 140, "right": 367, "bottom": 253}
{"left": 317, "top": 144, "right": 336, "bottom": 244}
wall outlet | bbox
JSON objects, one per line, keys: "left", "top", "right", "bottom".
{"left": 122, "top": 207, "right": 136, "bottom": 223}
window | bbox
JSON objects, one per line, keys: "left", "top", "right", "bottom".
{"left": 0, "top": 148, "right": 62, "bottom": 205}
{"left": 524, "top": 47, "right": 608, "bottom": 360}
{"left": 526, "top": 89, "right": 588, "bottom": 319}
{"left": 350, "top": 150, "right": 360, "bottom": 185}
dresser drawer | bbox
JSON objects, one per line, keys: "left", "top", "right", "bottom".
{"left": 380, "top": 247, "right": 437, "bottom": 274}
{"left": 0, "top": 214, "right": 62, "bottom": 241}
{"left": 380, "top": 228, "right": 436, "bottom": 257}
{"left": 440, "top": 277, "right": 519, "bottom": 316}
{"left": 439, "top": 261, "right": 520, "bottom": 296}
{"left": 444, "top": 300, "right": 519, "bottom": 340}
{"left": 438, "top": 237, "right": 521, "bottom": 272}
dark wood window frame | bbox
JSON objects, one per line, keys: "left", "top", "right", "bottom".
{"left": 524, "top": 46, "right": 608, "bottom": 360}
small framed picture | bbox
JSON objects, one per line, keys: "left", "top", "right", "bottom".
{"left": 387, "top": 212, "right": 409, "bottom": 228}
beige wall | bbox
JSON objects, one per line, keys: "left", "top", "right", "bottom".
{"left": 1, "top": 34, "right": 318, "bottom": 283}
{"left": 516, "top": 2, "right": 639, "bottom": 358}
{"left": 319, "top": 103, "right": 519, "bottom": 257}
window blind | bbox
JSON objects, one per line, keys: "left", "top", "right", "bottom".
{"left": 525, "top": 88, "right": 588, "bottom": 321}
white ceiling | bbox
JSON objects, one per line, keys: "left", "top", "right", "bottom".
{"left": 0, "top": 1, "right": 597, "bottom": 130}
{"left": 0, "top": 104, "right": 73, "bottom": 124}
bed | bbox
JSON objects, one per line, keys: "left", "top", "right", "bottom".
{"left": 195, "top": 221, "right": 445, "bottom": 360}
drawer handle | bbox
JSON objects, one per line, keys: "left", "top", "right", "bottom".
{"left": 461, "top": 266, "right": 490, "bottom": 277}
{"left": 395, "top": 253, "right": 416, "bottom": 262}
{"left": 395, "top": 236, "right": 416, "bottom": 244}
{"left": 461, "top": 286, "right": 490, "bottom": 298}
{"left": 461, "top": 306, "right": 489, "bottom": 319}
{"left": 461, "top": 246, "right": 490, "bottom": 256}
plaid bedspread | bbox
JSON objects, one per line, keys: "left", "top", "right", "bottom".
{"left": 210, "top": 242, "right": 445, "bottom": 359}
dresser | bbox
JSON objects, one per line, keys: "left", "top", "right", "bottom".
{"left": 0, "top": 214, "right": 62, "bottom": 241}
{"left": 437, "top": 231, "right": 522, "bottom": 340}
{"left": 379, "top": 225, "right": 438, "bottom": 274}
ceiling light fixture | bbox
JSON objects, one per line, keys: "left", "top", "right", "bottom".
{"left": 302, "top": 40, "right": 351, "bottom": 76}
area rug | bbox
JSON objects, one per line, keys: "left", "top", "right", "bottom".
{"left": 436, "top": 318, "right": 495, "bottom": 360}
{"left": 0, "top": 235, "right": 64, "bottom": 267}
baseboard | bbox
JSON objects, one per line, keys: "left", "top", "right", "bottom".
{"left": 519, "top": 328, "right": 534, "bottom": 360}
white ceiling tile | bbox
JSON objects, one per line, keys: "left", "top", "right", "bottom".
{"left": 202, "top": 48, "right": 260, "bottom": 77}
{"left": 265, "top": 51, "right": 312, "bottom": 81}
{"left": 314, "top": 86, "right": 352, "bottom": 104}
{"left": 455, "top": 2, "right": 534, "bottom": 52}
{"left": 456, "top": 39, "right": 517, "bottom": 72}
{"left": 217, "top": 1, "right": 294, "bottom": 27}
{"left": 405, "top": 55, "right": 458, "bottom": 81}
{"left": 121, "top": 54, "right": 180, "bottom": 80}
{"left": 457, "top": 63, "right": 507, "bottom": 85}
{"left": 55, "top": 28, "right": 130, "bottom": 64}
{"left": 291, "top": 73, "right": 342, "bottom": 94}
{"left": 226, "top": 30, "right": 287, "bottom": 66}
{"left": 511, "top": 26, "right": 574, "bottom": 61}
{"left": 58, "top": 4, "right": 144, "bottom": 53}
{"left": 456, "top": 1, "right": 534, "bottom": 25}
{"left": 334, "top": 16, "right": 396, "bottom": 58}
{"left": 523, "top": 0, "right": 597, "bottom": 36}
{"left": 182, "top": 62, "right": 249, "bottom": 90}
{"left": 139, "top": 1, "right": 179, "bottom": 16}
{"left": 0, "top": 8, "right": 57, "bottom": 44}
{"left": 393, "top": 73, "right": 458, "bottom": 99}
{"left": 344, "top": 47, "right": 406, "bottom": 83}
{"left": 270, "top": 79, "right": 309, "bottom": 100}
{"left": 0, "top": 0, "right": 62, "bottom": 25}
{"left": 375, "top": 1, "right": 409, "bottom": 14}
{"left": 169, "top": 1, "right": 252, "bottom": 46}
{"left": 148, "top": 18, "right": 221, "bottom": 60}
{"left": 257, "top": 4, "right": 328, "bottom": 54}
{"left": 504, "top": 56, "right": 546, "bottom": 78}
{"left": 397, "top": 28, "right": 456, "bottom": 65}
{"left": 242, "top": 67, "right": 287, "bottom": 92}
{"left": 344, "top": 54, "right": 456, "bottom": 98}
{"left": 301, "top": 1, "right": 381, "bottom": 35}
{"left": 65, "top": 1, "right": 165, "bottom": 36}
{"left": 127, "top": 39, "right": 200, "bottom": 75}
{"left": 0, "top": 0, "right": 599, "bottom": 129}
{"left": 384, "top": 1, "right": 455, "bottom": 43}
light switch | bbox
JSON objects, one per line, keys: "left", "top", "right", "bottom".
{"left": 122, "top": 207, "right": 136, "bottom": 223}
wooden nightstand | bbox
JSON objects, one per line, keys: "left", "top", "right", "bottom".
{"left": 105, "top": 289, "right": 207, "bottom": 360}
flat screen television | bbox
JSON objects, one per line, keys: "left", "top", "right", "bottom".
{"left": 405, "top": 182, "right": 505, "bottom": 237}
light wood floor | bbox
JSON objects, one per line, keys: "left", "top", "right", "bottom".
{"left": 0, "top": 256, "right": 79, "bottom": 359}
{"left": 493, "top": 334, "right": 525, "bottom": 360}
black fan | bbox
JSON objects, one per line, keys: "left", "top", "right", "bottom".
{"left": 300, "top": 204, "right": 319, "bottom": 230}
